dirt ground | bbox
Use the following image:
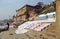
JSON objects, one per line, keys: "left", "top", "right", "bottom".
{"left": 0, "top": 28, "right": 30, "bottom": 39}
{"left": 0, "top": 22, "right": 56, "bottom": 39}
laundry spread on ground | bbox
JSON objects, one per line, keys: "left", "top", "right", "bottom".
{"left": 15, "top": 12, "right": 56, "bottom": 34}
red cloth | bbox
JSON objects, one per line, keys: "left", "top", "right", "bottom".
{"left": 32, "top": 17, "right": 35, "bottom": 21}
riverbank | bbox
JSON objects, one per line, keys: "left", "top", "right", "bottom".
{"left": 0, "top": 22, "right": 56, "bottom": 39}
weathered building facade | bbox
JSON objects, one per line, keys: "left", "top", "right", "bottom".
{"left": 13, "top": 4, "right": 51, "bottom": 25}
{"left": 13, "top": 5, "right": 37, "bottom": 25}
{"left": 16, "top": 5, "right": 36, "bottom": 21}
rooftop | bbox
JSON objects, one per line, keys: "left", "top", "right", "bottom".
{"left": 16, "top": 4, "right": 35, "bottom": 12}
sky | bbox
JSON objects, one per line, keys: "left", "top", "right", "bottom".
{"left": 0, "top": 0, "right": 54, "bottom": 20}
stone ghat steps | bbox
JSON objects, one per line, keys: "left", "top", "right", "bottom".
{"left": 41, "top": 22, "right": 56, "bottom": 39}
{"left": 25, "top": 30, "right": 56, "bottom": 39}
{"left": 42, "top": 31, "right": 56, "bottom": 38}
{"left": 25, "top": 22, "right": 56, "bottom": 39}
{"left": 43, "top": 22, "right": 56, "bottom": 33}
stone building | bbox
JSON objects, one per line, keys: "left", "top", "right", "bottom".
{"left": 13, "top": 4, "right": 49, "bottom": 25}
{"left": 13, "top": 5, "right": 37, "bottom": 25}
{"left": 16, "top": 5, "right": 36, "bottom": 21}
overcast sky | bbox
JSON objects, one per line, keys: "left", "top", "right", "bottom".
{"left": 0, "top": 0, "right": 54, "bottom": 20}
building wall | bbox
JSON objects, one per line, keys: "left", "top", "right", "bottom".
{"left": 16, "top": 5, "right": 36, "bottom": 21}
{"left": 13, "top": 5, "right": 38, "bottom": 25}
{"left": 26, "top": 6, "right": 34, "bottom": 12}
{"left": 16, "top": 6, "right": 27, "bottom": 21}
{"left": 21, "top": 15, "right": 26, "bottom": 21}
{"left": 17, "top": 7, "right": 26, "bottom": 16}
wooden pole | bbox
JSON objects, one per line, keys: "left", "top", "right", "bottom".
{"left": 56, "top": 0, "right": 60, "bottom": 39}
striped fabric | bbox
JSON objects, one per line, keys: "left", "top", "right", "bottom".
{"left": 34, "top": 23, "right": 51, "bottom": 31}
{"left": 26, "top": 22, "right": 41, "bottom": 29}
{"left": 29, "top": 24, "right": 40, "bottom": 29}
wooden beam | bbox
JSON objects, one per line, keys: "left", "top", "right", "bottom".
{"left": 56, "top": 0, "right": 60, "bottom": 39}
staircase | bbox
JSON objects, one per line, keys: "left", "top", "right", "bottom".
{"left": 25, "top": 22, "right": 56, "bottom": 39}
